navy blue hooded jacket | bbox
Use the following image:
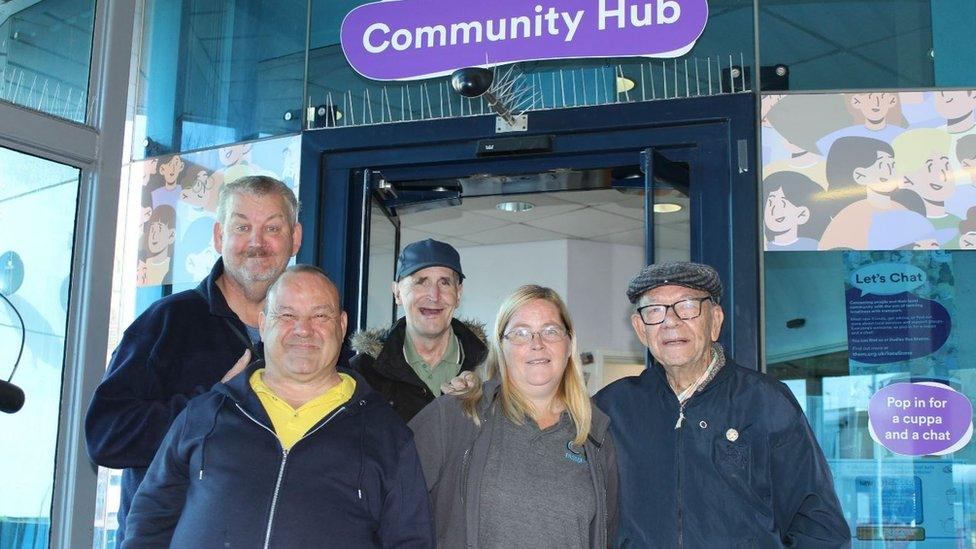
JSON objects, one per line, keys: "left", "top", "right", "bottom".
{"left": 595, "top": 357, "right": 851, "bottom": 548}
{"left": 121, "top": 361, "right": 435, "bottom": 548}
{"left": 85, "top": 259, "right": 258, "bottom": 543}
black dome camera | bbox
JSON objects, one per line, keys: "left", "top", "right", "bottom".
{"left": 451, "top": 67, "right": 493, "bottom": 98}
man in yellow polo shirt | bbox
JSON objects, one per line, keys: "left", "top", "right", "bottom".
{"left": 122, "top": 265, "right": 434, "bottom": 548}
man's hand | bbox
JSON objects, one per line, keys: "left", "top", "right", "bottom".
{"left": 221, "top": 349, "right": 252, "bottom": 383}
{"left": 440, "top": 370, "right": 480, "bottom": 396}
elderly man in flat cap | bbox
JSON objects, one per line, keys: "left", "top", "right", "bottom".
{"left": 594, "top": 262, "right": 850, "bottom": 548}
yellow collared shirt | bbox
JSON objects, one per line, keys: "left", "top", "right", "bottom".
{"left": 249, "top": 369, "right": 356, "bottom": 450}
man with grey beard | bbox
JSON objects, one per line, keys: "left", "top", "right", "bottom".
{"left": 85, "top": 175, "right": 301, "bottom": 546}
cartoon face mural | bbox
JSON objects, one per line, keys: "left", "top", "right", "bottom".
{"left": 145, "top": 205, "right": 176, "bottom": 255}
{"left": 218, "top": 143, "right": 252, "bottom": 167}
{"left": 853, "top": 149, "right": 897, "bottom": 194}
{"left": 180, "top": 167, "right": 222, "bottom": 212}
{"left": 158, "top": 155, "right": 186, "bottom": 188}
{"left": 847, "top": 93, "right": 899, "bottom": 128}
{"left": 763, "top": 92, "right": 976, "bottom": 251}
{"left": 934, "top": 91, "right": 976, "bottom": 124}
{"left": 761, "top": 171, "right": 831, "bottom": 251}
{"left": 764, "top": 187, "right": 808, "bottom": 234}
{"left": 894, "top": 129, "right": 954, "bottom": 208}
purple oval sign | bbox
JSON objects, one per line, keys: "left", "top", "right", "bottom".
{"left": 341, "top": 0, "right": 709, "bottom": 81}
{"left": 868, "top": 382, "right": 973, "bottom": 456}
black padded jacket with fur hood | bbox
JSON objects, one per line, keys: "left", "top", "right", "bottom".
{"left": 349, "top": 317, "right": 488, "bottom": 422}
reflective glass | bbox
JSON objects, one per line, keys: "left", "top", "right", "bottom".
{"left": 759, "top": 0, "right": 975, "bottom": 90}
{"left": 0, "top": 0, "right": 96, "bottom": 123}
{"left": 765, "top": 250, "right": 976, "bottom": 547}
{"left": 92, "top": 134, "right": 302, "bottom": 548}
{"left": 364, "top": 199, "right": 397, "bottom": 330}
{"left": 0, "top": 146, "right": 81, "bottom": 549}
{"left": 133, "top": 1, "right": 307, "bottom": 158}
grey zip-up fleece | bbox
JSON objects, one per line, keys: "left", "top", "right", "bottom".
{"left": 409, "top": 380, "right": 618, "bottom": 548}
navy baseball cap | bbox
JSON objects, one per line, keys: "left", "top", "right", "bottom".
{"left": 395, "top": 239, "right": 465, "bottom": 281}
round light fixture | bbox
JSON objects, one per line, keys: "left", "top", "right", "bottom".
{"left": 496, "top": 201, "right": 535, "bottom": 213}
{"left": 616, "top": 76, "right": 636, "bottom": 94}
{"left": 653, "top": 203, "right": 683, "bottom": 214}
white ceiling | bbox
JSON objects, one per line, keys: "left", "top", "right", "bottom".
{"left": 370, "top": 188, "right": 689, "bottom": 256}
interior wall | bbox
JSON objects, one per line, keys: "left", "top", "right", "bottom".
{"left": 764, "top": 252, "right": 848, "bottom": 362}
{"left": 566, "top": 239, "right": 645, "bottom": 354}
{"left": 454, "top": 240, "right": 569, "bottom": 333}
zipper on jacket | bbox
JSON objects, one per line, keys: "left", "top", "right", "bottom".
{"left": 264, "top": 449, "right": 289, "bottom": 549}
{"left": 586, "top": 441, "right": 608, "bottom": 548}
{"left": 676, "top": 416, "right": 684, "bottom": 549}
{"left": 233, "top": 403, "right": 348, "bottom": 548}
{"left": 675, "top": 400, "right": 687, "bottom": 429}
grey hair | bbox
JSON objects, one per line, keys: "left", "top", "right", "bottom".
{"left": 263, "top": 264, "right": 336, "bottom": 313}
{"left": 216, "top": 175, "right": 300, "bottom": 227}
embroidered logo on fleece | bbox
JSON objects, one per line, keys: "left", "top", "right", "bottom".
{"left": 564, "top": 441, "right": 587, "bottom": 465}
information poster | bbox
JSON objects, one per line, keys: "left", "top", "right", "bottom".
{"left": 844, "top": 251, "right": 957, "bottom": 377}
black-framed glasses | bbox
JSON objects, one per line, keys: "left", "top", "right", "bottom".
{"left": 503, "top": 326, "right": 567, "bottom": 345}
{"left": 635, "top": 297, "right": 711, "bottom": 326}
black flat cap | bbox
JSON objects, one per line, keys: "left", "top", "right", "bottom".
{"left": 626, "top": 261, "right": 723, "bottom": 303}
{"left": 396, "top": 238, "right": 464, "bottom": 281}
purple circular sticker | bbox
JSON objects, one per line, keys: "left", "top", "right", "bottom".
{"left": 868, "top": 382, "right": 973, "bottom": 456}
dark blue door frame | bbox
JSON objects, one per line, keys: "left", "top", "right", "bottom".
{"left": 298, "top": 93, "right": 760, "bottom": 368}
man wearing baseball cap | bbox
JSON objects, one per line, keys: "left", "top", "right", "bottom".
{"left": 350, "top": 239, "right": 487, "bottom": 421}
{"left": 594, "top": 261, "right": 850, "bottom": 548}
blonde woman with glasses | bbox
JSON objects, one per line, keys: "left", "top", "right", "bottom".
{"left": 409, "top": 285, "right": 618, "bottom": 548}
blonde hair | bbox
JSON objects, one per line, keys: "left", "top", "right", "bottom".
{"left": 892, "top": 128, "right": 952, "bottom": 173}
{"left": 460, "top": 285, "right": 591, "bottom": 446}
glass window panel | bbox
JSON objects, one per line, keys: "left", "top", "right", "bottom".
{"left": 371, "top": 180, "right": 680, "bottom": 390}
{"left": 364, "top": 199, "right": 397, "bottom": 330}
{"left": 91, "top": 134, "right": 302, "bottom": 548}
{"left": 306, "top": 0, "right": 755, "bottom": 127}
{"left": 0, "top": 146, "right": 81, "bottom": 549}
{"left": 0, "top": 0, "right": 96, "bottom": 123}
{"left": 653, "top": 185, "right": 690, "bottom": 263}
{"left": 134, "top": 1, "right": 307, "bottom": 159}
{"left": 765, "top": 250, "right": 976, "bottom": 546}
{"left": 758, "top": 0, "right": 976, "bottom": 90}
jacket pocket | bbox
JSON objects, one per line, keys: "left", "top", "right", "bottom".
{"left": 712, "top": 437, "right": 772, "bottom": 520}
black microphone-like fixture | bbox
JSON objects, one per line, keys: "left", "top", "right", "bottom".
{"left": 0, "top": 379, "right": 24, "bottom": 414}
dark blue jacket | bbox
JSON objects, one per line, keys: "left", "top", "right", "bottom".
{"left": 121, "top": 362, "right": 435, "bottom": 548}
{"left": 595, "top": 359, "right": 851, "bottom": 548}
{"left": 85, "top": 259, "right": 258, "bottom": 544}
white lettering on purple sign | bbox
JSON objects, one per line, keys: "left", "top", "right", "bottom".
{"left": 341, "top": 0, "right": 710, "bottom": 80}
